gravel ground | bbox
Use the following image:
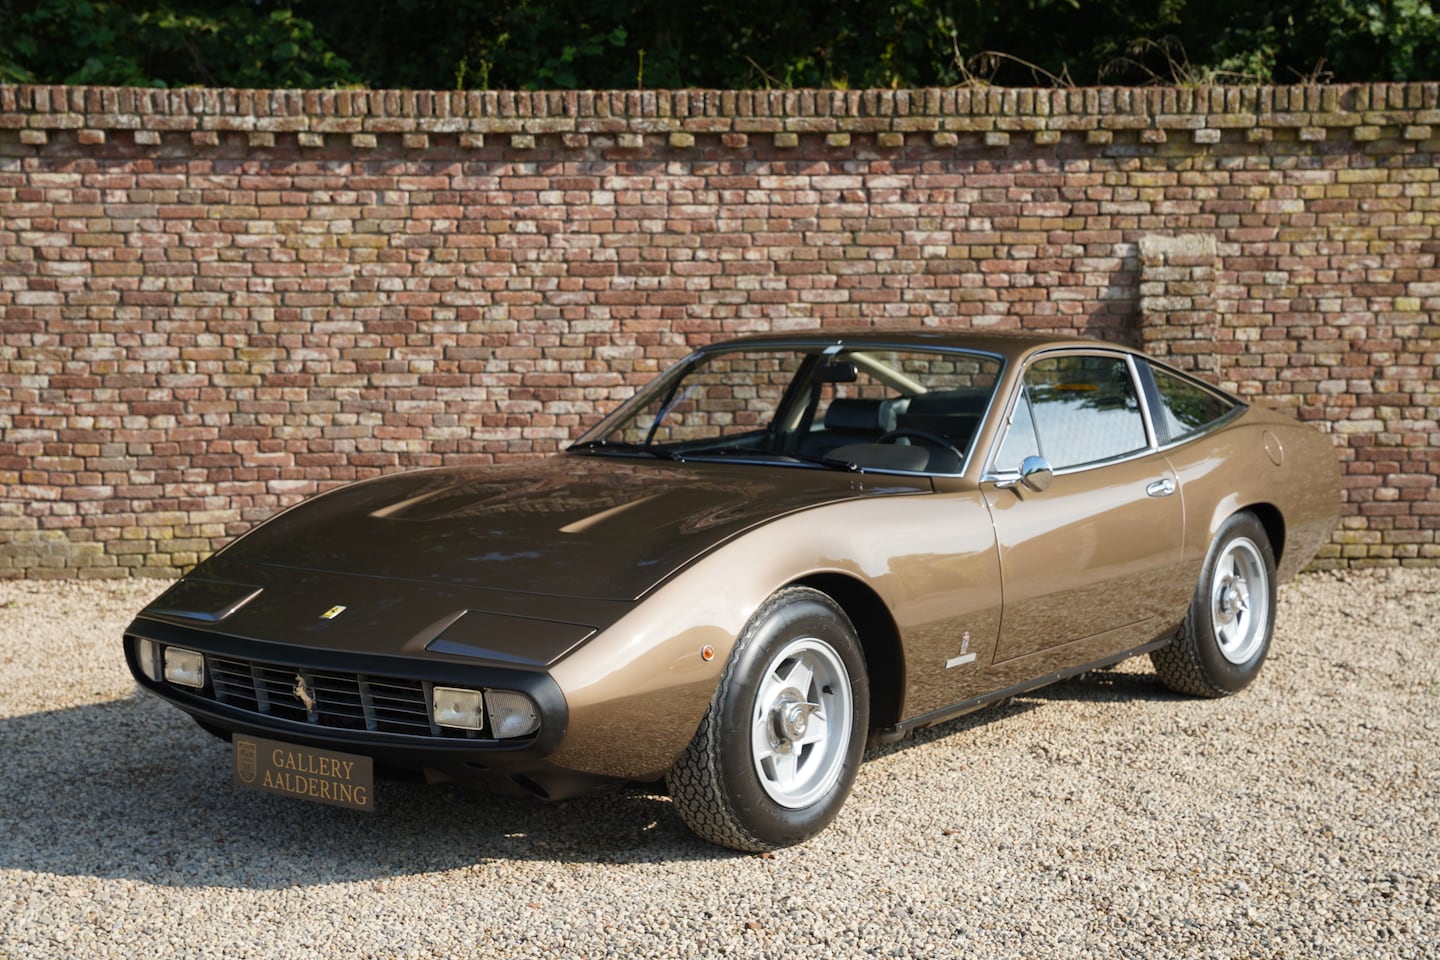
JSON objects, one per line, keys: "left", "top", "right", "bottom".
{"left": 1, "top": 570, "right": 1437, "bottom": 960}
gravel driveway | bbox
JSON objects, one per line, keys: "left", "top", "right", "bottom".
{"left": 1, "top": 570, "right": 1437, "bottom": 959}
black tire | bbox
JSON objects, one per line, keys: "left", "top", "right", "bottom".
{"left": 666, "top": 586, "right": 870, "bottom": 852}
{"left": 1151, "top": 512, "right": 1277, "bottom": 697}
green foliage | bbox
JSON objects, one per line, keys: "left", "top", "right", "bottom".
{"left": 1309, "top": 0, "right": 1440, "bottom": 80}
{"left": 0, "top": 0, "right": 358, "bottom": 88}
{"left": 532, "top": 25, "right": 628, "bottom": 89}
{"left": 1070, "top": 0, "right": 1440, "bottom": 85}
{"left": 0, "top": 0, "right": 1435, "bottom": 89}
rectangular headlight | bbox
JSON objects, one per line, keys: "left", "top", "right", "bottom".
{"left": 432, "top": 686, "right": 485, "bottom": 731}
{"left": 163, "top": 647, "right": 206, "bottom": 688}
{"left": 486, "top": 689, "right": 541, "bottom": 739}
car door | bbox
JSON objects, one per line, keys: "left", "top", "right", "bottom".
{"left": 981, "top": 351, "right": 1187, "bottom": 665}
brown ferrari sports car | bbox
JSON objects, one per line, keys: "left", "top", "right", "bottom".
{"left": 125, "top": 331, "right": 1340, "bottom": 850}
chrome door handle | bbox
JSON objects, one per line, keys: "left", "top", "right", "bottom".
{"left": 1146, "top": 478, "right": 1177, "bottom": 498}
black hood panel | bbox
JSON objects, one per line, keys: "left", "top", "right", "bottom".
{"left": 205, "top": 455, "right": 928, "bottom": 602}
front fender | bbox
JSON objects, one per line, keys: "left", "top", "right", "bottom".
{"left": 545, "top": 489, "right": 1000, "bottom": 780}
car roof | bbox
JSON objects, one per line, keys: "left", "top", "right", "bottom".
{"left": 701, "top": 328, "right": 1129, "bottom": 361}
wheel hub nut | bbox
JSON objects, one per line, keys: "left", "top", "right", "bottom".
{"left": 1218, "top": 577, "right": 1249, "bottom": 622}
{"left": 770, "top": 690, "right": 822, "bottom": 752}
{"left": 784, "top": 702, "right": 810, "bottom": 738}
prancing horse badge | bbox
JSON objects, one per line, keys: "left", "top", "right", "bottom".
{"left": 292, "top": 674, "right": 316, "bottom": 713}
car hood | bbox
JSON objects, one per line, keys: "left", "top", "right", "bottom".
{"left": 199, "top": 454, "right": 930, "bottom": 603}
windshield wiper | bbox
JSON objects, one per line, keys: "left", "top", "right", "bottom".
{"left": 567, "top": 439, "right": 683, "bottom": 461}
{"left": 741, "top": 450, "right": 860, "bottom": 472}
{"left": 787, "top": 452, "right": 860, "bottom": 472}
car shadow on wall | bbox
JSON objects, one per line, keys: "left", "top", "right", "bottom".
{"left": 0, "top": 693, "right": 731, "bottom": 888}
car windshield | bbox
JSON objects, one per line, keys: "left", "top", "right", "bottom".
{"left": 570, "top": 344, "right": 1004, "bottom": 475}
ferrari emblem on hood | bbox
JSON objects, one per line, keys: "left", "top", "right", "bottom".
{"left": 320, "top": 605, "right": 347, "bottom": 620}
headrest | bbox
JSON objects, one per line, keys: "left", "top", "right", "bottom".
{"left": 825, "top": 398, "right": 898, "bottom": 433}
{"left": 905, "top": 389, "right": 990, "bottom": 416}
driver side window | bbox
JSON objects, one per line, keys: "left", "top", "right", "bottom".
{"left": 996, "top": 354, "right": 1149, "bottom": 472}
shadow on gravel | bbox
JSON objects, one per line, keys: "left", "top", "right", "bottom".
{"left": 1, "top": 667, "right": 1187, "bottom": 886}
{"left": 1025, "top": 666, "right": 1184, "bottom": 704}
{"left": 863, "top": 665, "right": 1180, "bottom": 763}
{"left": 863, "top": 694, "right": 1044, "bottom": 762}
{"left": 0, "top": 694, "right": 735, "bottom": 889}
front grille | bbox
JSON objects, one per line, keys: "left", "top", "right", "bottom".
{"left": 204, "top": 654, "right": 476, "bottom": 739}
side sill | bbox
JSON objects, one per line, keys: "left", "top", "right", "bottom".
{"left": 870, "top": 635, "right": 1172, "bottom": 745}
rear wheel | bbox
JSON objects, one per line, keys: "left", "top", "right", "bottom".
{"left": 667, "top": 587, "right": 869, "bottom": 851}
{"left": 1151, "top": 512, "right": 1277, "bottom": 697}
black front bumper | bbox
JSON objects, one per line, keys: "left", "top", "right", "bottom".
{"left": 124, "top": 617, "right": 612, "bottom": 802}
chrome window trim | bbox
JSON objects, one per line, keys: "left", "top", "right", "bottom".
{"left": 1126, "top": 353, "right": 1162, "bottom": 450}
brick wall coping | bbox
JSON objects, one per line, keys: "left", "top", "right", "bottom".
{"left": 3, "top": 83, "right": 1438, "bottom": 147}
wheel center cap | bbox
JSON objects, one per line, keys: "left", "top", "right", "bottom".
{"left": 1218, "top": 576, "right": 1249, "bottom": 622}
{"left": 770, "top": 689, "right": 822, "bottom": 751}
{"left": 785, "top": 702, "right": 810, "bottom": 738}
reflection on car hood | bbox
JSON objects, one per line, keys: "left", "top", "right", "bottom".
{"left": 209, "top": 455, "right": 930, "bottom": 602}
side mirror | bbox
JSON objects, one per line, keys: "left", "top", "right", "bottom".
{"left": 1018, "top": 456, "right": 1053, "bottom": 493}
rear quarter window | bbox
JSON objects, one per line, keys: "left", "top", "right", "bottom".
{"left": 1151, "top": 367, "right": 1240, "bottom": 442}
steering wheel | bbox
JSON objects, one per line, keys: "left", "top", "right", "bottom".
{"left": 877, "top": 428, "right": 964, "bottom": 460}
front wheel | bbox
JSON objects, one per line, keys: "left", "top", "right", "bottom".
{"left": 666, "top": 587, "right": 869, "bottom": 851}
{"left": 1151, "top": 512, "right": 1277, "bottom": 697}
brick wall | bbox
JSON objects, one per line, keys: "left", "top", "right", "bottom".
{"left": 1, "top": 84, "right": 1437, "bottom": 576}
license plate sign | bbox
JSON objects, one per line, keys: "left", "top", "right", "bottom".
{"left": 233, "top": 735, "right": 374, "bottom": 812}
